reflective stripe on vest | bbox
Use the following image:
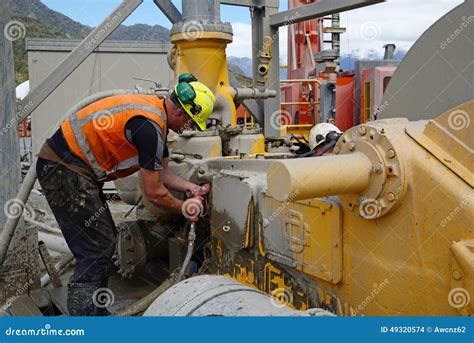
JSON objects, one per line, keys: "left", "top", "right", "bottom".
{"left": 68, "top": 103, "right": 166, "bottom": 180}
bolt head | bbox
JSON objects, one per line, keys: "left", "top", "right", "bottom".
{"left": 387, "top": 193, "right": 396, "bottom": 202}
{"left": 372, "top": 164, "right": 383, "bottom": 174}
{"left": 348, "top": 142, "right": 356, "bottom": 151}
{"left": 387, "top": 149, "right": 396, "bottom": 159}
{"left": 452, "top": 270, "right": 462, "bottom": 280}
{"left": 357, "top": 126, "right": 367, "bottom": 135}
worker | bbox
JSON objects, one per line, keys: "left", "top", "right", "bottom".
{"left": 36, "top": 74, "right": 215, "bottom": 316}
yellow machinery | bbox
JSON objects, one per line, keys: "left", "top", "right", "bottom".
{"left": 1, "top": 0, "right": 471, "bottom": 317}
{"left": 136, "top": 1, "right": 474, "bottom": 316}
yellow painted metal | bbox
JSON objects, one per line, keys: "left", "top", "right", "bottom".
{"left": 267, "top": 153, "right": 372, "bottom": 202}
{"left": 222, "top": 102, "right": 473, "bottom": 315}
{"left": 263, "top": 196, "right": 343, "bottom": 283}
{"left": 281, "top": 124, "right": 313, "bottom": 140}
{"left": 406, "top": 99, "right": 474, "bottom": 186}
{"left": 451, "top": 240, "right": 474, "bottom": 316}
{"left": 170, "top": 31, "right": 237, "bottom": 126}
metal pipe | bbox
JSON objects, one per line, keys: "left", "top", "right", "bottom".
{"left": 280, "top": 79, "right": 321, "bottom": 85}
{"left": 181, "top": 0, "right": 220, "bottom": 23}
{"left": 305, "top": 34, "right": 316, "bottom": 68}
{"left": 290, "top": 24, "right": 297, "bottom": 71}
{"left": 229, "top": 87, "right": 277, "bottom": 101}
{"left": 38, "top": 232, "right": 71, "bottom": 255}
{"left": 41, "top": 255, "right": 74, "bottom": 287}
{"left": 319, "top": 19, "right": 324, "bottom": 51}
{"left": 281, "top": 101, "right": 320, "bottom": 106}
{"left": 0, "top": 160, "right": 37, "bottom": 265}
{"left": 25, "top": 217, "right": 62, "bottom": 235}
{"left": 383, "top": 43, "right": 396, "bottom": 60}
{"left": 267, "top": 153, "right": 372, "bottom": 202}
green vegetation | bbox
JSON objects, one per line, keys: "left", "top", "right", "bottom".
{"left": 12, "top": 16, "right": 67, "bottom": 84}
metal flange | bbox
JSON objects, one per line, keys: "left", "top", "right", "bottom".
{"left": 114, "top": 221, "right": 147, "bottom": 279}
{"left": 334, "top": 122, "right": 407, "bottom": 219}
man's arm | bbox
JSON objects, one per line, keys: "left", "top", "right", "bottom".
{"left": 160, "top": 157, "right": 206, "bottom": 195}
{"left": 140, "top": 168, "right": 183, "bottom": 213}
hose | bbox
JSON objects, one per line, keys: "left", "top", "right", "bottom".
{"left": 1, "top": 88, "right": 166, "bottom": 266}
{"left": 176, "top": 222, "right": 196, "bottom": 283}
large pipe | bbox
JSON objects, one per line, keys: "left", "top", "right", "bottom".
{"left": 267, "top": 153, "right": 372, "bottom": 202}
{"left": 144, "top": 275, "right": 334, "bottom": 316}
{"left": 0, "top": 160, "right": 37, "bottom": 265}
{"left": 25, "top": 217, "right": 62, "bottom": 235}
{"left": 38, "top": 232, "right": 71, "bottom": 255}
{"left": 181, "top": 0, "right": 220, "bottom": 23}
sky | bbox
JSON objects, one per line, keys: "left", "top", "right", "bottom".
{"left": 42, "top": 0, "right": 463, "bottom": 61}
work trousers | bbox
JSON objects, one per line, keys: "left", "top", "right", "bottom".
{"left": 36, "top": 157, "right": 116, "bottom": 316}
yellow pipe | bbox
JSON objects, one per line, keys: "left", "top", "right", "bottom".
{"left": 267, "top": 153, "right": 372, "bottom": 202}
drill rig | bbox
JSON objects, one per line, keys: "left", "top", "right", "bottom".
{"left": 117, "top": 0, "right": 474, "bottom": 316}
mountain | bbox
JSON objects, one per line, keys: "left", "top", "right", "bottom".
{"left": 108, "top": 24, "right": 169, "bottom": 41}
{"left": 227, "top": 56, "right": 252, "bottom": 77}
{"left": 9, "top": 0, "right": 171, "bottom": 83}
{"left": 11, "top": 0, "right": 91, "bottom": 39}
{"left": 10, "top": 0, "right": 170, "bottom": 40}
{"left": 340, "top": 49, "right": 406, "bottom": 70}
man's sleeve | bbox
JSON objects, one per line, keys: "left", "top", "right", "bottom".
{"left": 125, "top": 116, "right": 167, "bottom": 171}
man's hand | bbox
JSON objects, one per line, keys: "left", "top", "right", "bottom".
{"left": 186, "top": 183, "right": 212, "bottom": 198}
{"left": 181, "top": 197, "right": 205, "bottom": 222}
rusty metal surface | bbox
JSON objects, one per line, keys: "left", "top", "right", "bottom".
{"left": 38, "top": 241, "right": 62, "bottom": 288}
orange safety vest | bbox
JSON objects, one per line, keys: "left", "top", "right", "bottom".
{"left": 61, "top": 94, "right": 167, "bottom": 180}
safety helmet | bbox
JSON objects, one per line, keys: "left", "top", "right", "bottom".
{"left": 171, "top": 73, "right": 216, "bottom": 131}
{"left": 309, "top": 123, "right": 342, "bottom": 150}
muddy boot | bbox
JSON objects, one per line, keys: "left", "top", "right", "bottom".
{"left": 67, "top": 282, "right": 111, "bottom": 316}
